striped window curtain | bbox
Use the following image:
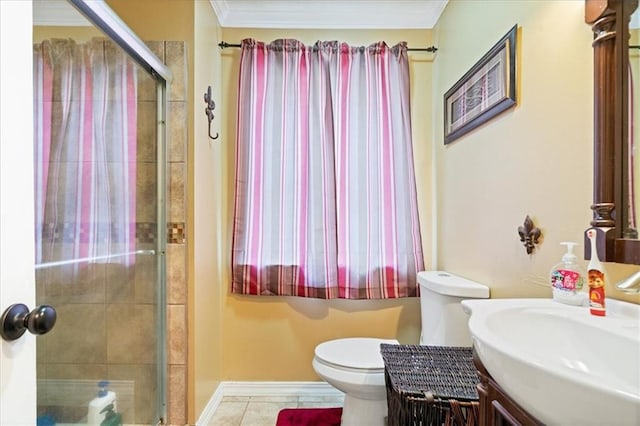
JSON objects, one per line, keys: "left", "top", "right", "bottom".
{"left": 232, "top": 39, "right": 424, "bottom": 299}
{"left": 33, "top": 39, "right": 137, "bottom": 267}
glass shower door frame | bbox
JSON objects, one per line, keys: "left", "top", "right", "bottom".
{"left": 155, "top": 78, "right": 169, "bottom": 424}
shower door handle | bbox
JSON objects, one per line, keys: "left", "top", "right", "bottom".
{"left": 0, "top": 303, "right": 57, "bottom": 341}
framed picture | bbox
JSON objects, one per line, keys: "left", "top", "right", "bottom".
{"left": 444, "top": 25, "right": 517, "bottom": 144}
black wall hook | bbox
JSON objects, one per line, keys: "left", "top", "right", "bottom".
{"left": 204, "top": 85, "right": 219, "bottom": 140}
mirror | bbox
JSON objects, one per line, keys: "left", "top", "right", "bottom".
{"left": 585, "top": 0, "right": 640, "bottom": 264}
{"left": 630, "top": 10, "right": 639, "bottom": 239}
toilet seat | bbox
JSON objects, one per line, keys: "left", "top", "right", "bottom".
{"left": 314, "top": 337, "right": 398, "bottom": 372}
{"left": 312, "top": 337, "right": 399, "bottom": 426}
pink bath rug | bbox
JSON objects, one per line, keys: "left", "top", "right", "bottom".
{"left": 275, "top": 407, "right": 342, "bottom": 426}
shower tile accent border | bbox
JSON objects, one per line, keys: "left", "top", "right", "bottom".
{"left": 168, "top": 222, "right": 186, "bottom": 244}
{"left": 39, "top": 221, "right": 160, "bottom": 245}
{"left": 40, "top": 221, "right": 186, "bottom": 245}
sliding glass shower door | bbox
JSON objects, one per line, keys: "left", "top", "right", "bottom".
{"left": 32, "top": 19, "right": 167, "bottom": 426}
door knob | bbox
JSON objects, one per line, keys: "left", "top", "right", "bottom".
{"left": 0, "top": 303, "right": 57, "bottom": 341}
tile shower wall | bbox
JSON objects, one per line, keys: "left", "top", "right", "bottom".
{"left": 163, "top": 40, "right": 188, "bottom": 426}
{"left": 35, "top": 39, "right": 188, "bottom": 425}
{"left": 146, "top": 39, "right": 189, "bottom": 425}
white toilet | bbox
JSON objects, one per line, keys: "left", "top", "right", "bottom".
{"left": 417, "top": 270, "right": 490, "bottom": 346}
{"left": 312, "top": 271, "right": 490, "bottom": 426}
{"left": 312, "top": 337, "right": 398, "bottom": 426}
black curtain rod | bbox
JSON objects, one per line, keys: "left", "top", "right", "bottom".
{"left": 218, "top": 41, "right": 438, "bottom": 53}
{"left": 631, "top": 45, "right": 640, "bottom": 49}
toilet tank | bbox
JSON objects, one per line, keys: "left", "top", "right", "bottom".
{"left": 418, "top": 271, "right": 489, "bottom": 346}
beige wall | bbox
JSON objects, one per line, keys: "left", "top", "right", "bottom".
{"left": 192, "top": 0, "right": 223, "bottom": 419}
{"left": 218, "top": 28, "right": 434, "bottom": 380}
{"left": 33, "top": 26, "right": 101, "bottom": 42}
{"left": 433, "top": 0, "right": 640, "bottom": 303}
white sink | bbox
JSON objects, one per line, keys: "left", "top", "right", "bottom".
{"left": 461, "top": 298, "right": 640, "bottom": 426}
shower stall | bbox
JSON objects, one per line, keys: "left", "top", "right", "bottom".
{"left": 32, "top": 1, "right": 171, "bottom": 424}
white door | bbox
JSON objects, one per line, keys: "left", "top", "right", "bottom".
{"left": 0, "top": 1, "right": 37, "bottom": 424}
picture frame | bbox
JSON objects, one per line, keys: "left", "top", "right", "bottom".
{"left": 444, "top": 25, "right": 517, "bottom": 144}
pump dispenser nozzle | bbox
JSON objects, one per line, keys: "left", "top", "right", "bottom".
{"left": 560, "top": 242, "right": 578, "bottom": 263}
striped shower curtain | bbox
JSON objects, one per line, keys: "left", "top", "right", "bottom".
{"left": 232, "top": 39, "right": 424, "bottom": 299}
{"left": 33, "top": 39, "right": 137, "bottom": 267}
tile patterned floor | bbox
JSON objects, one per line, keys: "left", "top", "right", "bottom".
{"left": 206, "top": 394, "right": 345, "bottom": 426}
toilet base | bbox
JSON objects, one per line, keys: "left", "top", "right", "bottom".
{"left": 341, "top": 393, "right": 388, "bottom": 426}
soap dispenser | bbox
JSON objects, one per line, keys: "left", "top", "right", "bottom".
{"left": 550, "top": 242, "right": 587, "bottom": 306}
{"left": 88, "top": 381, "right": 117, "bottom": 425}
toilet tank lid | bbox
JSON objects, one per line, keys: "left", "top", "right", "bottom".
{"left": 418, "top": 271, "right": 490, "bottom": 299}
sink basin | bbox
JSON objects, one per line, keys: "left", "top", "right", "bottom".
{"left": 462, "top": 298, "right": 640, "bottom": 425}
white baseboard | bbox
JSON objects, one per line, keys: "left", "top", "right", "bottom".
{"left": 196, "top": 381, "right": 341, "bottom": 425}
{"left": 222, "top": 381, "right": 341, "bottom": 396}
{"left": 195, "top": 384, "right": 225, "bottom": 426}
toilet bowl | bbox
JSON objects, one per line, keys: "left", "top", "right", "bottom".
{"left": 312, "top": 337, "right": 398, "bottom": 426}
{"left": 312, "top": 271, "right": 490, "bottom": 425}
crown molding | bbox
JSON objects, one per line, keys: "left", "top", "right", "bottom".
{"left": 209, "top": 0, "right": 448, "bottom": 29}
